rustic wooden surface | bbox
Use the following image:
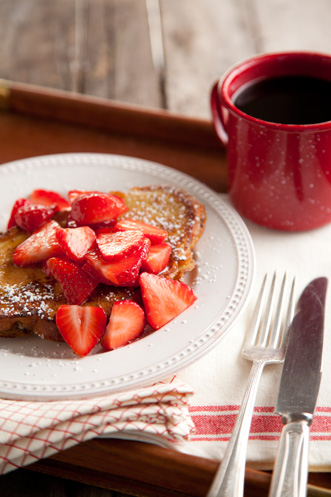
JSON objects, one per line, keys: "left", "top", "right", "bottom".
{"left": 0, "top": 1, "right": 331, "bottom": 496}
{"left": 1, "top": 0, "right": 330, "bottom": 119}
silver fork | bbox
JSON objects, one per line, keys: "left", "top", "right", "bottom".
{"left": 207, "top": 273, "right": 295, "bottom": 497}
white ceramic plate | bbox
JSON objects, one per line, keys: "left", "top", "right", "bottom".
{"left": 0, "top": 153, "right": 255, "bottom": 400}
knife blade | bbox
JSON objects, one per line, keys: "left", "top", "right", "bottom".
{"left": 268, "top": 277, "right": 328, "bottom": 497}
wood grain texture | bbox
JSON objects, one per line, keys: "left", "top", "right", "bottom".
{"left": 160, "top": 0, "right": 331, "bottom": 116}
{"left": 161, "top": 0, "right": 255, "bottom": 117}
{"left": 0, "top": 0, "right": 161, "bottom": 107}
{"left": 0, "top": 0, "right": 330, "bottom": 118}
{"left": 1, "top": 82, "right": 227, "bottom": 192}
{"left": 0, "top": 467, "right": 131, "bottom": 497}
{"left": 0, "top": 438, "right": 274, "bottom": 497}
{"left": 253, "top": 0, "right": 331, "bottom": 53}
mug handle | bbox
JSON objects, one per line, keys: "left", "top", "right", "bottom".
{"left": 211, "top": 81, "right": 229, "bottom": 146}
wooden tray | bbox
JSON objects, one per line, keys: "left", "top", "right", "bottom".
{"left": 1, "top": 80, "right": 330, "bottom": 496}
{"left": 0, "top": 79, "right": 227, "bottom": 192}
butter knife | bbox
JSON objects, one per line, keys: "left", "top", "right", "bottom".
{"left": 268, "top": 277, "right": 328, "bottom": 497}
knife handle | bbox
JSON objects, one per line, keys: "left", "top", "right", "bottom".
{"left": 268, "top": 417, "right": 311, "bottom": 497}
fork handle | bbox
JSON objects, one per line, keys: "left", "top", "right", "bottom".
{"left": 207, "top": 361, "right": 265, "bottom": 497}
{"left": 268, "top": 417, "right": 310, "bottom": 497}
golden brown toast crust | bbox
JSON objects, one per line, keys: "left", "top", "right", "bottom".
{"left": 120, "top": 185, "right": 206, "bottom": 279}
{"left": 0, "top": 185, "right": 206, "bottom": 342}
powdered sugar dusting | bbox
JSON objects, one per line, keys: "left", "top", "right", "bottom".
{"left": 0, "top": 282, "right": 56, "bottom": 319}
{"left": 123, "top": 186, "right": 205, "bottom": 266}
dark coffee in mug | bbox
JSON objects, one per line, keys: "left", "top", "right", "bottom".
{"left": 233, "top": 75, "right": 331, "bottom": 125}
{"left": 211, "top": 51, "right": 331, "bottom": 231}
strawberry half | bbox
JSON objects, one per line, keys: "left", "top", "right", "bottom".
{"left": 96, "top": 229, "right": 145, "bottom": 261}
{"left": 101, "top": 300, "right": 145, "bottom": 350}
{"left": 14, "top": 203, "right": 59, "bottom": 233}
{"left": 7, "top": 198, "right": 30, "bottom": 230}
{"left": 70, "top": 192, "right": 128, "bottom": 226}
{"left": 68, "top": 189, "right": 102, "bottom": 204}
{"left": 56, "top": 226, "right": 96, "bottom": 262}
{"left": 29, "top": 189, "right": 70, "bottom": 210}
{"left": 46, "top": 257, "right": 99, "bottom": 304}
{"left": 114, "top": 219, "right": 168, "bottom": 244}
{"left": 56, "top": 305, "right": 107, "bottom": 356}
{"left": 107, "top": 194, "right": 128, "bottom": 217}
{"left": 69, "top": 190, "right": 127, "bottom": 211}
{"left": 68, "top": 189, "right": 89, "bottom": 204}
{"left": 13, "top": 220, "right": 63, "bottom": 267}
{"left": 139, "top": 272, "right": 197, "bottom": 330}
{"left": 141, "top": 242, "right": 172, "bottom": 274}
{"left": 84, "top": 238, "right": 151, "bottom": 286}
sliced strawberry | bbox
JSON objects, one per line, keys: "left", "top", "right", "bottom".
{"left": 141, "top": 242, "right": 172, "bottom": 274}
{"left": 84, "top": 238, "right": 151, "bottom": 286}
{"left": 70, "top": 192, "right": 128, "bottom": 226}
{"left": 46, "top": 257, "right": 99, "bottom": 305}
{"left": 96, "top": 229, "right": 145, "bottom": 261}
{"left": 139, "top": 272, "right": 197, "bottom": 330}
{"left": 101, "top": 300, "right": 145, "bottom": 350}
{"left": 114, "top": 219, "right": 168, "bottom": 244}
{"left": 68, "top": 190, "right": 88, "bottom": 204}
{"left": 68, "top": 189, "right": 99, "bottom": 204}
{"left": 7, "top": 198, "right": 30, "bottom": 229}
{"left": 65, "top": 216, "right": 117, "bottom": 231}
{"left": 13, "top": 220, "right": 62, "bottom": 267}
{"left": 89, "top": 219, "right": 118, "bottom": 231}
{"left": 56, "top": 305, "right": 107, "bottom": 356}
{"left": 109, "top": 194, "right": 128, "bottom": 217}
{"left": 68, "top": 190, "right": 127, "bottom": 214}
{"left": 29, "top": 189, "right": 70, "bottom": 210}
{"left": 14, "top": 203, "right": 59, "bottom": 233}
{"left": 94, "top": 227, "right": 116, "bottom": 236}
{"left": 70, "top": 192, "right": 115, "bottom": 225}
{"left": 56, "top": 226, "right": 96, "bottom": 262}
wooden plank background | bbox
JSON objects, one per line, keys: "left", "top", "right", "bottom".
{"left": 0, "top": 1, "right": 330, "bottom": 496}
{"left": 0, "top": 0, "right": 330, "bottom": 119}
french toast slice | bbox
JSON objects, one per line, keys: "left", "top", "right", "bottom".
{"left": 118, "top": 185, "right": 206, "bottom": 280}
{"left": 0, "top": 227, "right": 137, "bottom": 342}
{"left": 0, "top": 185, "right": 206, "bottom": 342}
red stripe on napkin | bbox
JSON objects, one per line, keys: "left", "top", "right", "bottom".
{"left": 189, "top": 405, "right": 331, "bottom": 442}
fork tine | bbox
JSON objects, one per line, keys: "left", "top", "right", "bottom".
{"left": 244, "top": 273, "right": 295, "bottom": 350}
{"left": 244, "top": 273, "right": 268, "bottom": 347}
{"left": 258, "top": 272, "right": 277, "bottom": 347}
{"left": 268, "top": 273, "right": 287, "bottom": 348}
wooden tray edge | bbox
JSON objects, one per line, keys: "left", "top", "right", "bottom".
{"left": 0, "top": 78, "right": 223, "bottom": 151}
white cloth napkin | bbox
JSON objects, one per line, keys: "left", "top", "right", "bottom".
{"left": 0, "top": 376, "right": 194, "bottom": 475}
{"left": 178, "top": 195, "right": 331, "bottom": 470}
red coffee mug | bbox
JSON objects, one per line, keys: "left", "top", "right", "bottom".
{"left": 211, "top": 52, "right": 331, "bottom": 231}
